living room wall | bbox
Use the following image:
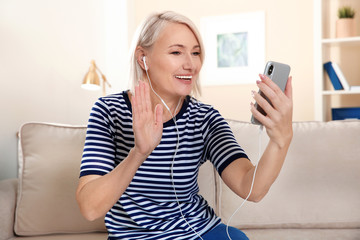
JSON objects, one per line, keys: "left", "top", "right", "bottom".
{"left": 1, "top": 0, "right": 315, "bottom": 180}
{"left": 0, "top": 0, "right": 128, "bottom": 180}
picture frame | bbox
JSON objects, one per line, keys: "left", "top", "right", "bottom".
{"left": 200, "top": 11, "right": 265, "bottom": 86}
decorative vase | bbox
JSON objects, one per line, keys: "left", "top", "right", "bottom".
{"left": 336, "top": 18, "right": 356, "bottom": 38}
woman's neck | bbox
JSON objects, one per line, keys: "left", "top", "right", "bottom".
{"left": 149, "top": 92, "right": 184, "bottom": 122}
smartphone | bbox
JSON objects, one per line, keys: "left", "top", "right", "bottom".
{"left": 251, "top": 61, "right": 291, "bottom": 125}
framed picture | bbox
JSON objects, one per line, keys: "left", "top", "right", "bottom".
{"left": 200, "top": 11, "right": 265, "bottom": 86}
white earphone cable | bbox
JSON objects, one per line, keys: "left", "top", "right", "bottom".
{"left": 143, "top": 59, "right": 263, "bottom": 240}
{"left": 144, "top": 67, "right": 204, "bottom": 240}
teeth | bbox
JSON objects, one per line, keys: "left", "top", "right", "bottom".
{"left": 176, "top": 75, "right": 192, "bottom": 79}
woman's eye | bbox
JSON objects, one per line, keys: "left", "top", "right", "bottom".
{"left": 171, "top": 51, "right": 181, "bottom": 55}
{"left": 192, "top": 52, "right": 201, "bottom": 56}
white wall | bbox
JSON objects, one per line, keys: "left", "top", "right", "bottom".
{"left": 0, "top": 0, "right": 128, "bottom": 180}
{"left": 0, "top": 0, "right": 316, "bottom": 180}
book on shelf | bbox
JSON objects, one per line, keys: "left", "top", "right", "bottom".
{"left": 324, "top": 62, "right": 343, "bottom": 90}
{"left": 324, "top": 61, "right": 360, "bottom": 91}
{"left": 332, "top": 107, "right": 360, "bottom": 120}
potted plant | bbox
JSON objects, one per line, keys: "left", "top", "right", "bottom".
{"left": 336, "top": 6, "right": 356, "bottom": 38}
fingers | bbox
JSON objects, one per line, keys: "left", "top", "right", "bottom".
{"left": 133, "top": 81, "right": 150, "bottom": 115}
{"left": 251, "top": 91, "right": 272, "bottom": 116}
{"left": 259, "top": 74, "right": 293, "bottom": 100}
{"left": 252, "top": 78, "right": 277, "bottom": 123}
{"left": 133, "top": 81, "right": 161, "bottom": 125}
{"left": 257, "top": 74, "right": 284, "bottom": 109}
{"left": 250, "top": 101, "right": 271, "bottom": 126}
{"left": 256, "top": 74, "right": 293, "bottom": 109}
{"left": 132, "top": 87, "right": 139, "bottom": 123}
{"left": 140, "top": 81, "right": 148, "bottom": 113}
{"left": 144, "top": 80, "right": 151, "bottom": 113}
{"left": 154, "top": 104, "right": 163, "bottom": 127}
{"left": 132, "top": 81, "right": 164, "bottom": 156}
{"left": 139, "top": 81, "right": 146, "bottom": 113}
{"left": 251, "top": 74, "right": 293, "bottom": 126}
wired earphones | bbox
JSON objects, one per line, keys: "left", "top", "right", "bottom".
{"left": 142, "top": 56, "right": 205, "bottom": 240}
{"left": 141, "top": 56, "right": 262, "bottom": 240}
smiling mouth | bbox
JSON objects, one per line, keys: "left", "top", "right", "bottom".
{"left": 175, "top": 75, "right": 192, "bottom": 80}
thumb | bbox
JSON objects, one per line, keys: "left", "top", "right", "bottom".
{"left": 284, "top": 76, "right": 293, "bottom": 100}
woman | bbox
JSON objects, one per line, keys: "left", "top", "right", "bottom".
{"left": 76, "top": 11, "right": 293, "bottom": 240}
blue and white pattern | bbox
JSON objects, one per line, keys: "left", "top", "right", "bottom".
{"left": 80, "top": 91, "right": 249, "bottom": 240}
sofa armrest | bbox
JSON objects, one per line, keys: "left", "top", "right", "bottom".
{"left": 0, "top": 178, "right": 18, "bottom": 240}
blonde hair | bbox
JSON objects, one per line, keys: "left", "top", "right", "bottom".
{"left": 129, "top": 11, "right": 204, "bottom": 96}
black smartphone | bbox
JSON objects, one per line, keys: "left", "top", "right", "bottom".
{"left": 251, "top": 61, "right": 291, "bottom": 125}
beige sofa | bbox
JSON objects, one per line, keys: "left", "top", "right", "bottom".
{"left": 1, "top": 120, "right": 359, "bottom": 240}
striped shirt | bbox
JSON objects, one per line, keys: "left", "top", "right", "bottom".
{"left": 80, "top": 91, "right": 249, "bottom": 240}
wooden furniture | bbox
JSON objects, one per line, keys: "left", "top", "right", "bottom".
{"left": 314, "top": 0, "right": 360, "bottom": 121}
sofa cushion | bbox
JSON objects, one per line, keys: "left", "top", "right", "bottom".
{"left": 15, "top": 123, "right": 106, "bottom": 236}
{"left": 219, "top": 120, "right": 360, "bottom": 229}
{"left": 244, "top": 228, "right": 360, "bottom": 240}
{"left": 13, "top": 232, "right": 108, "bottom": 240}
{"left": 0, "top": 178, "right": 17, "bottom": 240}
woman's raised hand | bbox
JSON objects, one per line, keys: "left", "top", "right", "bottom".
{"left": 251, "top": 74, "right": 293, "bottom": 148}
{"left": 132, "top": 81, "right": 163, "bottom": 157}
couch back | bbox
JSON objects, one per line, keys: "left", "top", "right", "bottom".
{"left": 211, "top": 120, "right": 360, "bottom": 229}
{"left": 14, "top": 122, "right": 218, "bottom": 237}
{"left": 15, "top": 120, "right": 360, "bottom": 237}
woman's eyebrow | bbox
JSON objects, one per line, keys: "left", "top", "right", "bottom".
{"left": 168, "top": 44, "right": 200, "bottom": 49}
{"left": 168, "top": 44, "right": 185, "bottom": 49}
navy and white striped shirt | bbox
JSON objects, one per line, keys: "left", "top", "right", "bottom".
{"left": 80, "top": 91, "right": 249, "bottom": 240}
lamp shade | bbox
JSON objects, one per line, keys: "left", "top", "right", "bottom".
{"left": 81, "top": 60, "right": 101, "bottom": 91}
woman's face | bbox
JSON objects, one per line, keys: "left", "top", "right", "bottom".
{"left": 146, "top": 23, "right": 201, "bottom": 100}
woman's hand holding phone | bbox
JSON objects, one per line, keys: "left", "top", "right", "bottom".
{"left": 251, "top": 74, "right": 293, "bottom": 148}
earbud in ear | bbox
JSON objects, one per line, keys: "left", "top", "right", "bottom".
{"left": 142, "top": 56, "right": 148, "bottom": 71}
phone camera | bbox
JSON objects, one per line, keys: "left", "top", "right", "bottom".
{"left": 268, "top": 65, "right": 274, "bottom": 75}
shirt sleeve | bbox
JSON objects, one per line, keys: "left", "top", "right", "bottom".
{"left": 79, "top": 98, "right": 117, "bottom": 177}
{"left": 202, "top": 108, "right": 249, "bottom": 176}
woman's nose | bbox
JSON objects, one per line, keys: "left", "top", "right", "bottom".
{"left": 183, "top": 53, "right": 195, "bottom": 70}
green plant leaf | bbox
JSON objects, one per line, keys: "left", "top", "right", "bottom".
{"left": 338, "top": 6, "right": 355, "bottom": 18}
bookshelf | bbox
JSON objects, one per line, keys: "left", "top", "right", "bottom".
{"left": 323, "top": 89, "right": 360, "bottom": 95}
{"left": 314, "top": 0, "right": 360, "bottom": 121}
{"left": 322, "top": 36, "right": 360, "bottom": 45}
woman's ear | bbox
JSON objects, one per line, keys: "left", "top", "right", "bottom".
{"left": 135, "top": 47, "right": 147, "bottom": 71}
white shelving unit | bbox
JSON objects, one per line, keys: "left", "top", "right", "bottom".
{"left": 322, "top": 36, "right": 360, "bottom": 45}
{"left": 323, "top": 90, "right": 360, "bottom": 95}
{"left": 314, "top": 0, "right": 360, "bottom": 121}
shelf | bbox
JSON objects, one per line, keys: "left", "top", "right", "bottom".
{"left": 322, "top": 36, "right": 360, "bottom": 46}
{"left": 314, "top": 0, "right": 360, "bottom": 121}
{"left": 322, "top": 89, "right": 360, "bottom": 95}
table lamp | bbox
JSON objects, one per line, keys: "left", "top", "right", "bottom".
{"left": 82, "top": 60, "right": 111, "bottom": 96}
